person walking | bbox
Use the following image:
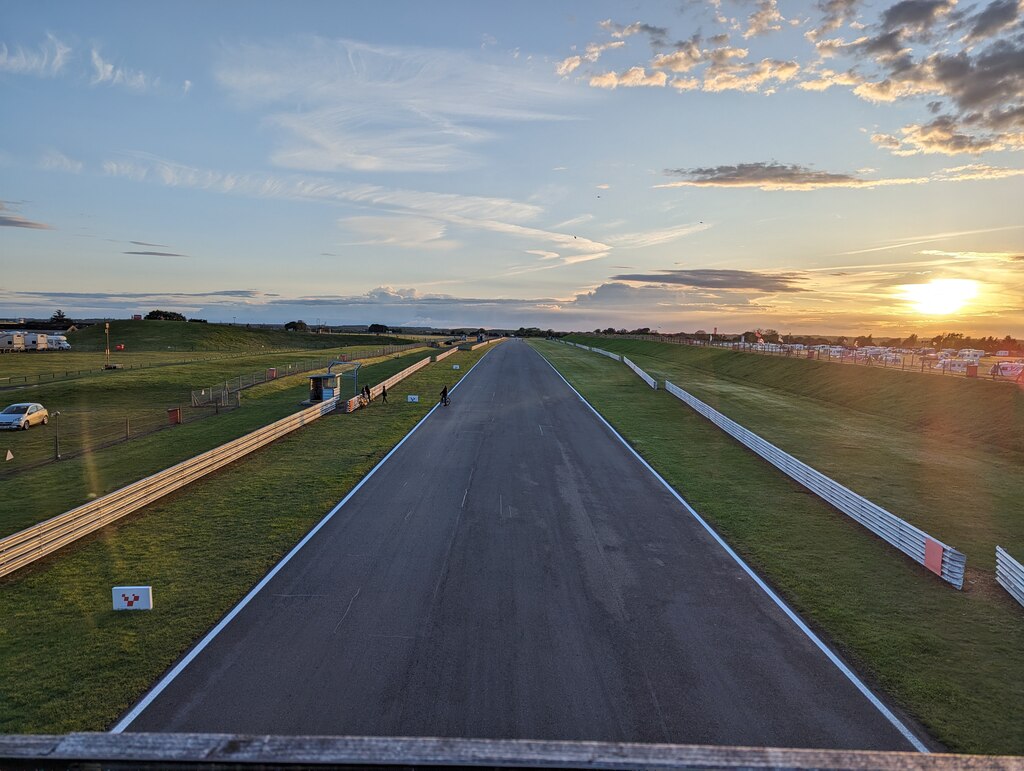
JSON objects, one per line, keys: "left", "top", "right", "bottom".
{"left": 440, "top": 384, "right": 449, "bottom": 406}
{"left": 381, "top": 384, "right": 387, "bottom": 403}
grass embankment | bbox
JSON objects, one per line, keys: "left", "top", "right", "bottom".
{"left": 66, "top": 320, "right": 412, "bottom": 353}
{"left": 565, "top": 335, "right": 1024, "bottom": 565}
{"left": 0, "top": 349, "right": 431, "bottom": 537}
{"left": 534, "top": 339, "right": 1024, "bottom": 754}
{"left": 0, "top": 338, "right": 432, "bottom": 474}
{"left": 0, "top": 345, "right": 492, "bottom": 734}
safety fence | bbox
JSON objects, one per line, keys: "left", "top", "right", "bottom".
{"left": 663, "top": 380, "right": 967, "bottom": 588}
{"left": 996, "top": 547, "right": 1024, "bottom": 609}
{"left": 460, "top": 337, "right": 506, "bottom": 351}
{"left": 0, "top": 350, "right": 296, "bottom": 390}
{"left": 623, "top": 356, "right": 657, "bottom": 389}
{"left": 339, "top": 356, "right": 433, "bottom": 413}
{"left": 433, "top": 346, "right": 460, "bottom": 362}
{"left": 190, "top": 344, "right": 423, "bottom": 407}
{"left": 0, "top": 402, "right": 240, "bottom": 479}
{"left": 0, "top": 397, "right": 340, "bottom": 579}
{"left": 0, "top": 346, "right": 463, "bottom": 579}
{"left": 590, "top": 347, "right": 621, "bottom": 362}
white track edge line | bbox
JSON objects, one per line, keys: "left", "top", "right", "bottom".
{"left": 111, "top": 347, "right": 496, "bottom": 733}
{"left": 534, "top": 344, "right": 929, "bottom": 754}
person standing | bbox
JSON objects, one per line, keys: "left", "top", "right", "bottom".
{"left": 381, "top": 384, "right": 388, "bottom": 403}
{"left": 440, "top": 384, "right": 449, "bottom": 406}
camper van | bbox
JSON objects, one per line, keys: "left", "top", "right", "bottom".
{"left": 0, "top": 332, "right": 26, "bottom": 352}
{"left": 48, "top": 334, "right": 71, "bottom": 350}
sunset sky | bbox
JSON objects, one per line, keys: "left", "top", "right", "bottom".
{"left": 2, "top": 0, "right": 1022, "bottom": 334}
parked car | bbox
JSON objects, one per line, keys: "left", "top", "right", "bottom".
{"left": 0, "top": 402, "right": 49, "bottom": 430}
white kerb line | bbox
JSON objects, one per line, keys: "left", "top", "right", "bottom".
{"left": 111, "top": 346, "right": 497, "bottom": 733}
{"left": 532, "top": 345, "right": 929, "bottom": 754}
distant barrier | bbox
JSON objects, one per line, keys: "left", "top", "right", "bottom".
{"left": 663, "top": 380, "right": 966, "bottom": 588}
{"left": 190, "top": 344, "right": 423, "bottom": 407}
{"left": 996, "top": 547, "right": 1024, "bottom": 608}
{"left": 590, "top": 347, "right": 621, "bottom": 362}
{"left": 340, "top": 356, "right": 433, "bottom": 413}
{"left": 432, "top": 346, "right": 460, "bottom": 362}
{"left": 623, "top": 356, "right": 657, "bottom": 389}
{"left": 460, "top": 337, "right": 506, "bottom": 351}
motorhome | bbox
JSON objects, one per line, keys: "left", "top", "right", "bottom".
{"left": 0, "top": 332, "right": 26, "bottom": 352}
{"left": 48, "top": 334, "right": 71, "bottom": 350}
{"left": 958, "top": 348, "right": 985, "bottom": 362}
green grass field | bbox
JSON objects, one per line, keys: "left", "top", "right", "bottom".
{"left": 63, "top": 320, "right": 413, "bottom": 353}
{"left": 0, "top": 345, "right": 431, "bottom": 474}
{"left": 0, "top": 348, "right": 432, "bottom": 537}
{"left": 535, "top": 339, "right": 1024, "bottom": 754}
{"left": 0, "top": 345, "right": 493, "bottom": 734}
{"left": 565, "top": 335, "right": 1024, "bottom": 567}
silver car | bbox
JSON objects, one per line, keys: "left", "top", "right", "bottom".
{"left": 0, "top": 402, "right": 49, "bottom": 430}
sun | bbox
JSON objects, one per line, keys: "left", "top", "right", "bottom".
{"left": 897, "top": 279, "right": 979, "bottom": 315}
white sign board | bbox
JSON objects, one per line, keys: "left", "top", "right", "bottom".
{"left": 407, "top": 395, "right": 419, "bottom": 403}
{"left": 113, "top": 586, "right": 153, "bottom": 611}
{"left": 452, "top": 364, "right": 460, "bottom": 370}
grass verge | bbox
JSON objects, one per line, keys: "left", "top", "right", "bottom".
{"left": 532, "top": 340, "right": 1024, "bottom": 755}
{"left": 564, "top": 335, "right": 1024, "bottom": 566}
{"left": 0, "top": 349, "right": 431, "bottom": 537}
{"left": 0, "top": 345, "right": 491, "bottom": 733}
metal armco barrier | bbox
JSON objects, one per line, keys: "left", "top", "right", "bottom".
{"left": 664, "top": 380, "right": 967, "bottom": 589}
{"left": 623, "top": 356, "right": 657, "bottom": 389}
{"left": 590, "top": 347, "right": 621, "bottom": 361}
{"left": 2, "top": 733, "right": 1015, "bottom": 769}
{"left": 996, "top": 546, "right": 1024, "bottom": 608}
{"left": 0, "top": 351, "right": 457, "bottom": 579}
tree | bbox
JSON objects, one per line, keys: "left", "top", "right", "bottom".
{"left": 368, "top": 323, "right": 389, "bottom": 334}
{"left": 144, "top": 309, "right": 186, "bottom": 321}
{"left": 284, "top": 320, "right": 309, "bottom": 332}
{"left": 50, "top": 309, "right": 68, "bottom": 324}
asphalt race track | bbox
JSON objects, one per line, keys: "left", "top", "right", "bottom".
{"left": 123, "top": 340, "right": 922, "bottom": 750}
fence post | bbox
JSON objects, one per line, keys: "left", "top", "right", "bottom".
{"left": 125, "top": 416, "right": 130, "bottom": 440}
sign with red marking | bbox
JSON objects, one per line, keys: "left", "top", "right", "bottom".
{"left": 923, "top": 538, "right": 944, "bottom": 577}
{"left": 113, "top": 586, "right": 153, "bottom": 611}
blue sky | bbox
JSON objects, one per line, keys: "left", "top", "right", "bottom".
{"left": 2, "top": 0, "right": 1022, "bottom": 334}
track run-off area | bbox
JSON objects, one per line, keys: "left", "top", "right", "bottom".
{"left": 116, "top": 339, "right": 925, "bottom": 751}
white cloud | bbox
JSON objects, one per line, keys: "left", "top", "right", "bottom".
{"left": 590, "top": 66, "right": 667, "bottom": 89}
{"left": 90, "top": 48, "right": 153, "bottom": 90}
{"left": 608, "top": 221, "right": 711, "bottom": 248}
{"left": 0, "top": 33, "right": 70, "bottom": 77}
{"left": 101, "top": 153, "right": 610, "bottom": 263}
{"left": 40, "top": 149, "right": 83, "bottom": 173}
{"left": 340, "top": 216, "right": 456, "bottom": 250}
{"left": 182, "top": 79, "right": 192, "bottom": 96}
{"left": 556, "top": 55, "right": 582, "bottom": 76}
{"left": 216, "top": 37, "right": 578, "bottom": 174}
{"left": 743, "top": 0, "right": 785, "bottom": 38}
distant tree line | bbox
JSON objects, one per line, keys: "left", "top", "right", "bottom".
{"left": 144, "top": 310, "right": 186, "bottom": 321}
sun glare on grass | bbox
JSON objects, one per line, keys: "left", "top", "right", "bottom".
{"left": 897, "top": 278, "right": 979, "bottom": 315}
